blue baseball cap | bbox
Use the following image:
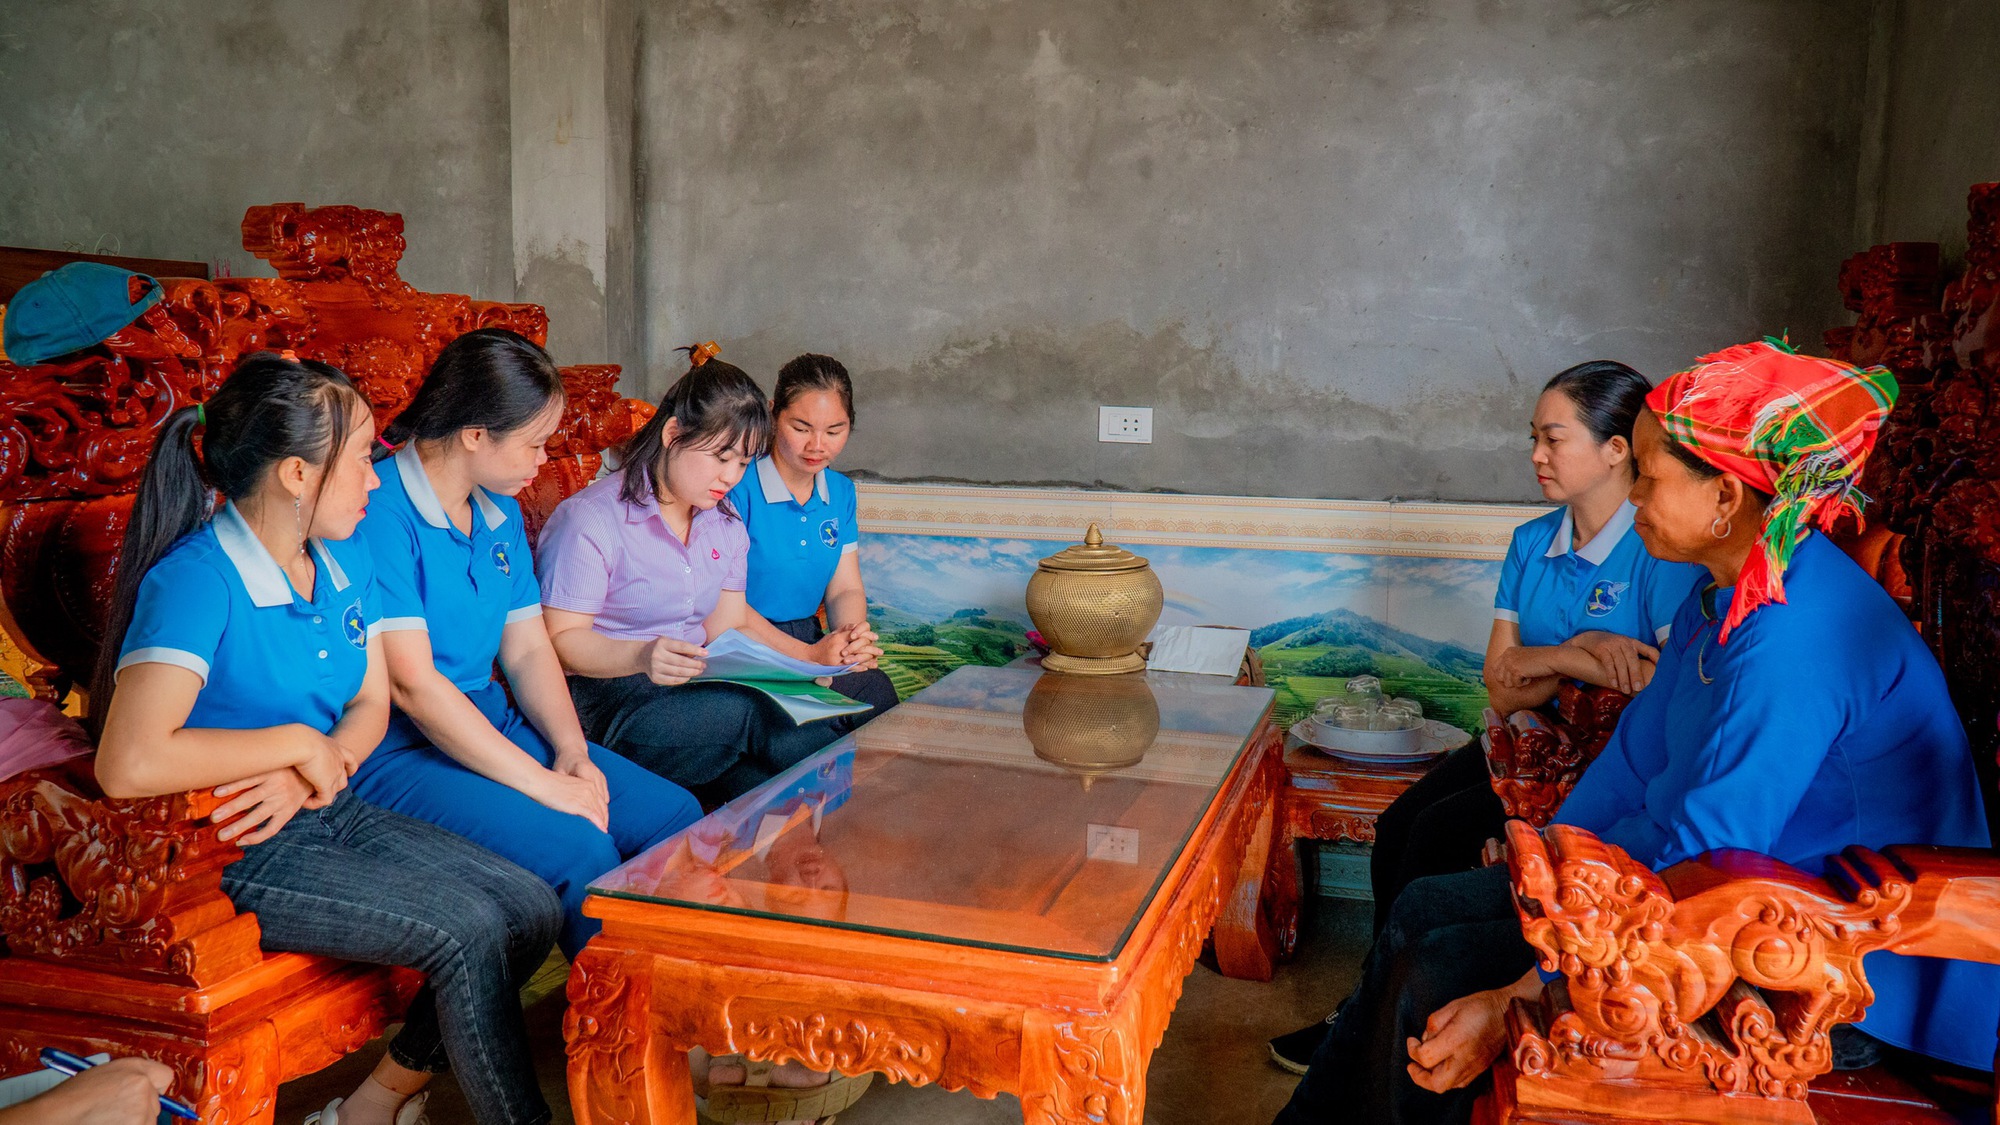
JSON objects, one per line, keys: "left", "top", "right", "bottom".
{"left": 1, "top": 262, "right": 163, "bottom": 366}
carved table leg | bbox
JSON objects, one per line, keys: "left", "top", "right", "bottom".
{"left": 1019, "top": 1009, "right": 1147, "bottom": 1125}
{"left": 1212, "top": 794, "right": 1280, "bottom": 980}
{"left": 1213, "top": 745, "right": 1297, "bottom": 981}
{"left": 565, "top": 951, "right": 697, "bottom": 1125}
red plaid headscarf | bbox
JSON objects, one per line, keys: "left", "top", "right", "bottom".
{"left": 1647, "top": 338, "right": 1898, "bottom": 644}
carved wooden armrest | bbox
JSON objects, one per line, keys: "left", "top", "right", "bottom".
{"left": 1480, "top": 685, "right": 1630, "bottom": 828}
{"left": 1, "top": 758, "right": 263, "bottom": 987}
{"left": 1499, "top": 820, "right": 1930, "bottom": 1099}
{"left": 1482, "top": 709, "right": 1575, "bottom": 828}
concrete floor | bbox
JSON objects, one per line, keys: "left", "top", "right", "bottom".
{"left": 276, "top": 897, "right": 1372, "bottom": 1125}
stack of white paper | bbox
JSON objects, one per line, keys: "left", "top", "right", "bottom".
{"left": 1145, "top": 625, "right": 1250, "bottom": 677}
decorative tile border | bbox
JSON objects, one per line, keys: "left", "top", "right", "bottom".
{"left": 855, "top": 482, "right": 1544, "bottom": 561}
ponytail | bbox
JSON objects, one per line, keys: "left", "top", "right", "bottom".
{"left": 618, "top": 342, "right": 770, "bottom": 511}
{"left": 374, "top": 328, "right": 563, "bottom": 462}
{"left": 89, "top": 353, "right": 365, "bottom": 732}
{"left": 91, "top": 407, "right": 212, "bottom": 727}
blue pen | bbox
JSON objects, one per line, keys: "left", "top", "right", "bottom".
{"left": 38, "top": 1048, "right": 200, "bottom": 1121}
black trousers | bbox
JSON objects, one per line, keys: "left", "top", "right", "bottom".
{"left": 1370, "top": 742, "right": 1506, "bottom": 933}
{"left": 568, "top": 675, "right": 844, "bottom": 806}
{"left": 767, "top": 614, "right": 901, "bottom": 735}
{"left": 1276, "top": 864, "right": 1532, "bottom": 1125}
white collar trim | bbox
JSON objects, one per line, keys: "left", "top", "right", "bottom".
{"left": 756, "top": 455, "right": 828, "bottom": 505}
{"left": 1543, "top": 499, "right": 1636, "bottom": 566}
{"left": 396, "top": 443, "right": 507, "bottom": 531}
{"left": 213, "top": 502, "right": 348, "bottom": 607}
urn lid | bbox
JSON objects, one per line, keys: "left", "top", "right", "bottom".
{"left": 1037, "top": 523, "right": 1151, "bottom": 574}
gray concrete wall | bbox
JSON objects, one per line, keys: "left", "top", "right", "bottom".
{"left": 637, "top": 0, "right": 1876, "bottom": 502}
{"left": 1872, "top": 0, "right": 2000, "bottom": 260}
{"left": 0, "top": 0, "right": 514, "bottom": 300}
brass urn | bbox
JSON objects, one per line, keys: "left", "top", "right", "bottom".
{"left": 1026, "top": 523, "right": 1164, "bottom": 675}
{"left": 1021, "top": 671, "right": 1161, "bottom": 785}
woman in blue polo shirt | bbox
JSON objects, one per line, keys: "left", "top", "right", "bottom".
{"left": 350, "top": 329, "right": 702, "bottom": 960}
{"left": 726, "top": 353, "right": 899, "bottom": 731}
{"left": 91, "top": 353, "right": 559, "bottom": 1125}
{"left": 1269, "top": 360, "right": 1707, "bottom": 1072}
{"left": 1407, "top": 361, "right": 1704, "bottom": 895}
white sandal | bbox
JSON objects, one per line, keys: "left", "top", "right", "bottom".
{"left": 303, "top": 1091, "right": 430, "bottom": 1125}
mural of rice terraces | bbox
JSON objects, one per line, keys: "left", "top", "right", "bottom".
{"left": 859, "top": 534, "right": 1500, "bottom": 733}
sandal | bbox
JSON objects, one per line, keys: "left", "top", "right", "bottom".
{"left": 303, "top": 1092, "right": 430, "bottom": 1125}
{"left": 699, "top": 1055, "right": 873, "bottom": 1124}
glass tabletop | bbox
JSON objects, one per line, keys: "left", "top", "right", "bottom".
{"left": 589, "top": 665, "right": 1276, "bottom": 961}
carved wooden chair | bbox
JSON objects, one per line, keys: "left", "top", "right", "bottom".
{"left": 0, "top": 203, "right": 643, "bottom": 1124}
{"left": 1475, "top": 184, "right": 2000, "bottom": 1125}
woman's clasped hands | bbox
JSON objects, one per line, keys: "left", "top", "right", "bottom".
{"left": 522, "top": 749, "right": 611, "bottom": 831}
{"left": 812, "top": 621, "right": 882, "bottom": 671}
{"left": 210, "top": 725, "right": 351, "bottom": 845}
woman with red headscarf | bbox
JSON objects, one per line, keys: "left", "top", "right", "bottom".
{"left": 1271, "top": 339, "right": 2000, "bottom": 1125}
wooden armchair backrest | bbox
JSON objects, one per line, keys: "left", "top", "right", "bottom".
{"left": 0, "top": 202, "right": 644, "bottom": 704}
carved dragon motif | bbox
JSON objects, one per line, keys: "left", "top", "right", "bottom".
{"left": 1503, "top": 822, "right": 1911, "bottom": 1102}
{"left": 0, "top": 760, "right": 257, "bottom": 982}
{"left": 1482, "top": 683, "right": 1629, "bottom": 828}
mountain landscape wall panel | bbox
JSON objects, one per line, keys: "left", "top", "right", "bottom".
{"left": 858, "top": 533, "right": 1500, "bottom": 733}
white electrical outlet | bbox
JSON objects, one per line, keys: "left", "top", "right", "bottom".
{"left": 1087, "top": 824, "right": 1142, "bottom": 865}
{"left": 1098, "top": 406, "right": 1153, "bottom": 444}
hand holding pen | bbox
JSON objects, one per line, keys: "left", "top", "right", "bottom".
{"left": 35, "top": 1049, "right": 197, "bottom": 1122}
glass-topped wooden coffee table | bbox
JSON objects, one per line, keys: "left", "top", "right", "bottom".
{"left": 563, "top": 665, "right": 1298, "bottom": 1125}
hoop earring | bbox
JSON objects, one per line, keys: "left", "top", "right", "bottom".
{"left": 1710, "top": 516, "right": 1732, "bottom": 540}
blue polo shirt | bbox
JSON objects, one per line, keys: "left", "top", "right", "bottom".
{"left": 1556, "top": 532, "right": 2000, "bottom": 1070}
{"left": 1493, "top": 501, "right": 1705, "bottom": 648}
{"left": 116, "top": 503, "right": 381, "bottom": 734}
{"left": 726, "top": 456, "right": 860, "bottom": 623}
{"left": 356, "top": 445, "right": 542, "bottom": 694}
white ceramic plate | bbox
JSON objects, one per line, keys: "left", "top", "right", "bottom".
{"left": 1289, "top": 718, "right": 1471, "bottom": 767}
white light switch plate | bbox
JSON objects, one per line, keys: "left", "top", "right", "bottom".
{"left": 1087, "top": 824, "right": 1141, "bottom": 864}
{"left": 1098, "top": 406, "right": 1153, "bottom": 444}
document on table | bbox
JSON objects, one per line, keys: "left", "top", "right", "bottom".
{"left": 693, "top": 630, "right": 870, "bottom": 724}
{"left": 1146, "top": 625, "right": 1250, "bottom": 676}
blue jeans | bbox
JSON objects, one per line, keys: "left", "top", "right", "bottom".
{"left": 1274, "top": 863, "right": 1532, "bottom": 1125}
{"left": 353, "top": 682, "right": 703, "bottom": 958}
{"left": 220, "top": 790, "right": 559, "bottom": 1125}
{"left": 569, "top": 674, "right": 844, "bottom": 804}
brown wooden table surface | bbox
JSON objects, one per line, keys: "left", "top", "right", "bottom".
{"left": 564, "top": 666, "right": 1298, "bottom": 1125}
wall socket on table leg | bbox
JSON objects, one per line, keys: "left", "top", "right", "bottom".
{"left": 1098, "top": 405, "right": 1153, "bottom": 444}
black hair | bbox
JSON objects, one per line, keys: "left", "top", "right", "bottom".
{"left": 375, "top": 328, "right": 564, "bottom": 460}
{"left": 1662, "top": 432, "right": 1723, "bottom": 480}
{"left": 90, "top": 352, "right": 366, "bottom": 731}
{"left": 1541, "top": 361, "right": 1653, "bottom": 448}
{"left": 618, "top": 344, "right": 770, "bottom": 511}
{"left": 772, "top": 353, "right": 855, "bottom": 426}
